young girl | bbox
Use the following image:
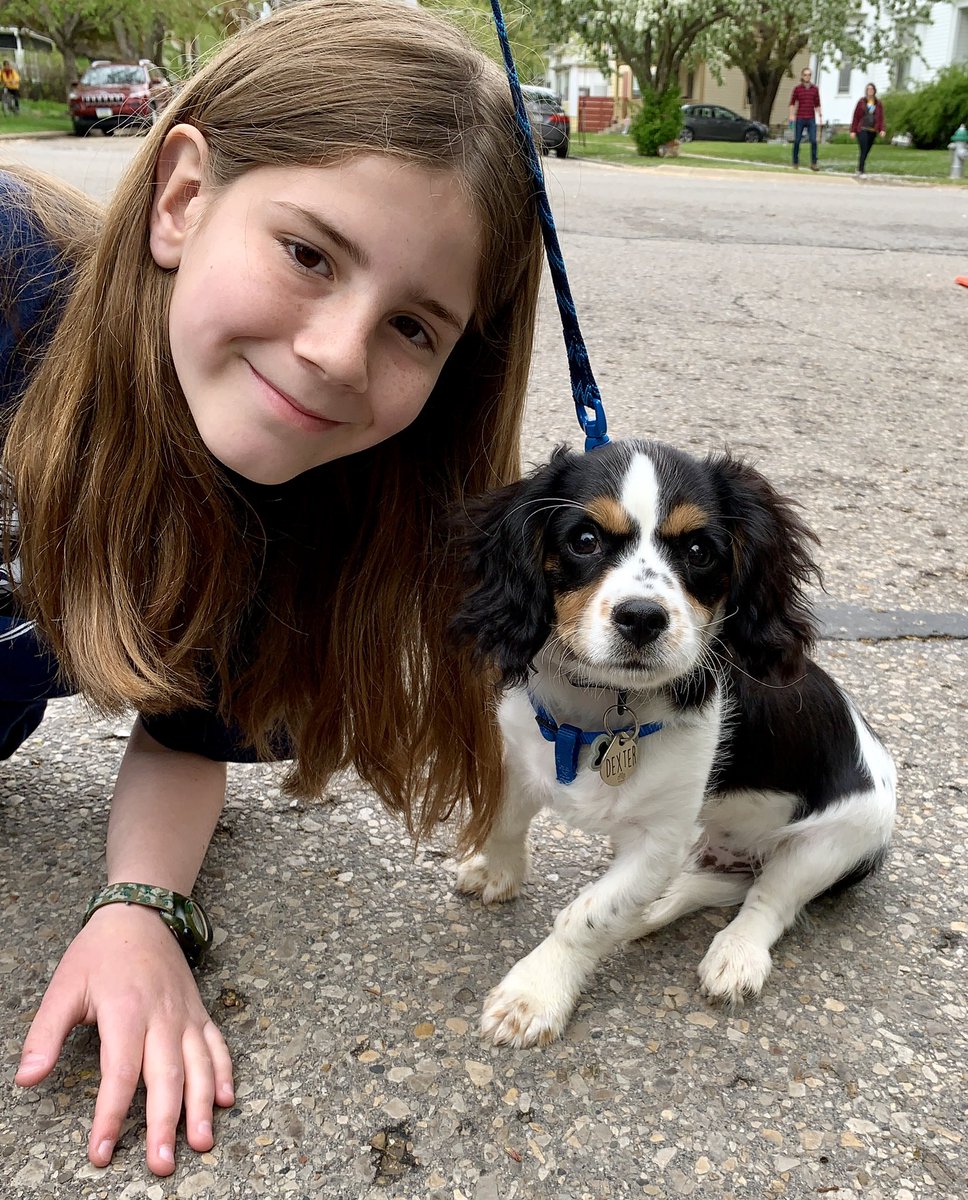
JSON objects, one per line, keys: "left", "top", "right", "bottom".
{"left": 1, "top": 0, "right": 543, "bottom": 1176}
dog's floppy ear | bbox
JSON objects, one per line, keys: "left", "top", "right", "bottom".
{"left": 451, "top": 450, "right": 571, "bottom": 687}
{"left": 710, "top": 453, "right": 821, "bottom": 680}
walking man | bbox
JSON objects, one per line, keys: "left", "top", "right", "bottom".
{"left": 789, "top": 66, "right": 822, "bottom": 171}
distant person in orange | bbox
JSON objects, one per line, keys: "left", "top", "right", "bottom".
{"left": 788, "top": 66, "right": 822, "bottom": 171}
{"left": 1, "top": 60, "right": 20, "bottom": 113}
{"left": 850, "top": 83, "right": 885, "bottom": 175}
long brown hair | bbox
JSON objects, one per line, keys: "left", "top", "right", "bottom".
{"left": 2, "top": 0, "right": 544, "bottom": 848}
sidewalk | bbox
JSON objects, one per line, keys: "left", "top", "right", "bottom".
{"left": 0, "top": 150, "right": 965, "bottom": 1200}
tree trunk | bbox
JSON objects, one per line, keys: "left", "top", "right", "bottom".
{"left": 150, "top": 16, "right": 166, "bottom": 68}
{"left": 747, "top": 65, "right": 789, "bottom": 125}
{"left": 63, "top": 48, "right": 79, "bottom": 92}
{"left": 112, "top": 19, "right": 138, "bottom": 63}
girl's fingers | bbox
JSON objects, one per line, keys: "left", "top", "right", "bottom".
{"left": 181, "top": 1027, "right": 216, "bottom": 1152}
{"left": 142, "top": 1028, "right": 187, "bottom": 1176}
{"left": 203, "top": 1019, "right": 235, "bottom": 1109}
{"left": 15, "top": 978, "right": 86, "bottom": 1087}
{"left": 89, "top": 1015, "right": 147, "bottom": 1168}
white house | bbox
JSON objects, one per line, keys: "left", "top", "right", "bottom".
{"left": 817, "top": 1, "right": 968, "bottom": 125}
{"left": 544, "top": 41, "right": 613, "bottom": 122}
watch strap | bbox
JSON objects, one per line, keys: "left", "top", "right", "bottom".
{"left": 83, "top": 882, "right": 213, "bottom": 968}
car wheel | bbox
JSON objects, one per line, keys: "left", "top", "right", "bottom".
{"left": 102, "top": 126, "right": 115, "bottom": 137}
{"left": 679, "top": 127, "right": 694, "bottom": 143}
{"left": 744, "top": 129, "right": 760, "bottom": 143}
{"left": 554, "top": 141, "right": 568, "bottom": 159}
{"left": 71, "top": 119, "right": 88, "bottom": 137}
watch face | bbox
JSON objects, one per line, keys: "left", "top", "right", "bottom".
{"left": 183, "top": 898, "right": 213, "bottom": 947}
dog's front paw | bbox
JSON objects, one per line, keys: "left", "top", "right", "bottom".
{"left": 455, "top": 852, "right": 525, "bottom": 905}
{"left": 698, "top": 928, "right": 772, "bottom": 1007}
{"left": 481, "top": 962, "right": 578, "bottom": 1048}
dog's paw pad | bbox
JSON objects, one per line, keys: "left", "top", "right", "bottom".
{"left": 480, "top": 982, "right": 568, "bottom": 1048}
{"left": 455, "top": 854, "right": 523, "bottom": 905}
{"left": 698, "top": 930, "right": 772, "bottom": 1007}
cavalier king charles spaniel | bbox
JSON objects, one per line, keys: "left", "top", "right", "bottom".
{"left": 452, "top": 440, "right": 895, "bottom": 1047}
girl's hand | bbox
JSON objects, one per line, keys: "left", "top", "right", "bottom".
{"left": 15, "top": 903, "right": 234, "bottom": 1176}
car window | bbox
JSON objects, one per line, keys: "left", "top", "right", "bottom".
{"left": 713, "top": 107, "right": 736, "bottom": 121}
{"left": 80, "top": 65, "right": 145, "bottom": 86}
{"left": 698, "top": 106, "right": 713, "bottom": 119}
{"left": 523, "top": 87, "right": 563, "bottom": 112}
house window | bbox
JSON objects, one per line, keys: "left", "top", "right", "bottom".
{"left": 684, "top": 69, "right": 694, "bottom": 99}
{"left": 837, "top": 60, "right": 851, "bottom": 94}
{"left": 892, "top": 56, "right": 910, "bottom": 89}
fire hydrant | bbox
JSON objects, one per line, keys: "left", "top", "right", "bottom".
{"left": 949, "top": 124, "right": 968, "bottom": 179}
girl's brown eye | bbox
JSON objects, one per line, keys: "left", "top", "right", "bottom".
{"left": 391, "top": 315, "right": 431, "bottom": 348}
{"left": 284, "top": 240, "right": 332, "bottom": 276}
{"left": 292, "top": 243, "right": 323, "bottom": 270}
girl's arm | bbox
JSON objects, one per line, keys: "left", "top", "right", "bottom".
{"left": 15, "top": 719, "right": 234, "bottom": 1177}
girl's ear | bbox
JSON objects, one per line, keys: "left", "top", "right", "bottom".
{"left": 149, "top": 124, "right": 210, "bottom": 269}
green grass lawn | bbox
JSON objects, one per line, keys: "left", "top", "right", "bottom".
{"left": 0, "top": 98, "right": 71, "bottom": 135}
{"left": 571, "top": 131, "right": 960, "bottom": 181}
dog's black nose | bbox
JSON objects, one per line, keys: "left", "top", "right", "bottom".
{"left": 612, "top": 599, "right": 669, "bottom": 647}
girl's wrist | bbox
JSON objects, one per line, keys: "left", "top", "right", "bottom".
{"left": 84, "top": 883, "right": 213, "bottom": 968}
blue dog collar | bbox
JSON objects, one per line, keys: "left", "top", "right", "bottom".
{"left": 529, "top": 694, "right": 662, "bottom": 785}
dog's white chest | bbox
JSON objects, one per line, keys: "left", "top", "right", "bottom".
{"left": 500, "top": 689, "right": 720, "bottom": 838}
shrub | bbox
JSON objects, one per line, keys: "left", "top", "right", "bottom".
{"left": 630, "top": 86, "right": 682, "bottom": 156}
{"left": 882, "top": 66, "right": 968, "bottom": 149}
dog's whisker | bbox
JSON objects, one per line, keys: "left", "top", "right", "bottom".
{"left": 708, "top": 636, "right": 809, "bottom": 690}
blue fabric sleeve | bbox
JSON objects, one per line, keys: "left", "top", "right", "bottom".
{"left": 0, "top": 172, "right": 68, "bottom": 415}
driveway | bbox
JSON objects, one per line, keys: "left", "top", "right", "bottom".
{"left": 1, "top": 140, "right": 965, "bottom": 1199}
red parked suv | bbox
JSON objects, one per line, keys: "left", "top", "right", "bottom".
{"left": 69, "top": 59, "right": 174, "bottom": 137}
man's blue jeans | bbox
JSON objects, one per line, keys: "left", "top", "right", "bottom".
{"left": 793, "top": 118, "right": 817, "bottom": 165}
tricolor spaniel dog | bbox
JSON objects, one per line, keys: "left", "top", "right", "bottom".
{"left": 452, "top": 440, "right": 895, "bottom": 1047}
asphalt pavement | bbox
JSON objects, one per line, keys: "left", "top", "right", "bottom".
{"left": 1, "top": 137, "right": 966, "bottom": 1200}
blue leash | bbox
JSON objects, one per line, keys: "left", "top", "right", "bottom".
{"left": 489, "top": 0, "right": 609, "bottom": 453}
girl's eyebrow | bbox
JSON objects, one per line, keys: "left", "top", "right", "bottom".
{"left": 273, "top": 201, "right": 370, "bottom": 268}
{"left": 271, "top": 200, "right": 468, "bottom": 335}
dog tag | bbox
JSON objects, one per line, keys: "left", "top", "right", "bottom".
{"left": 598, "top": 731, "right": 637, "bottom": 787}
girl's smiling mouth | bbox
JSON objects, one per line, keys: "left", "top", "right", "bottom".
{"left": 247, "top": 362, "right": 347, "bottom": 432}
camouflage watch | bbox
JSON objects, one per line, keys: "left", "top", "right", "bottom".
{"left": 83, "top": 882, "right": 213, "bottom": 969}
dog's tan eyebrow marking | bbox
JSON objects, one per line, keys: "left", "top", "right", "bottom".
{"left": 659, "top": 502, "right": 710, "bottom": 538}
{"left": 585, "top": 496, "right": 633, "bottom": 536}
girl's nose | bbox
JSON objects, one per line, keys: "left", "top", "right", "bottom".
{"left": 293, "top": 306, "right": 369, "bottom": 393}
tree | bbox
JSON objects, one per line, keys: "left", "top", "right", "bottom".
{"left": 535, "top": 1, "right": 731, "bottom": 97}
{"left": 0, "top": 0, "right": 117, "bottom": 85}
{"left": 424, "top": 0, "right": 548, "bottom": 82}
{"left": 710, "top": 1, "right": 931, "bottom": 126}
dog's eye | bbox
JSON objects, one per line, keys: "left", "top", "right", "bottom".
{"left": 685, "top": 537, "right": 714, "bottom": 569}
{"left": 567, "top": 526, "right": 601, "bottom": 556}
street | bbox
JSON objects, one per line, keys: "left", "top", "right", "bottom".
{"left": 1, "top": 136, "right": 966, "bottom": 1199}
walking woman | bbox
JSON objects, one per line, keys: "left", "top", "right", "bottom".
{"left": 850, "top": 83, "right": 885, "bottom": 174}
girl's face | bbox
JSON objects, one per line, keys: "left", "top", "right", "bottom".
{"left": 153, "top": 152, "right": 481, "bottom": 485}
{"left": 866, "top": 86, "right": 876, "bottom": 100}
